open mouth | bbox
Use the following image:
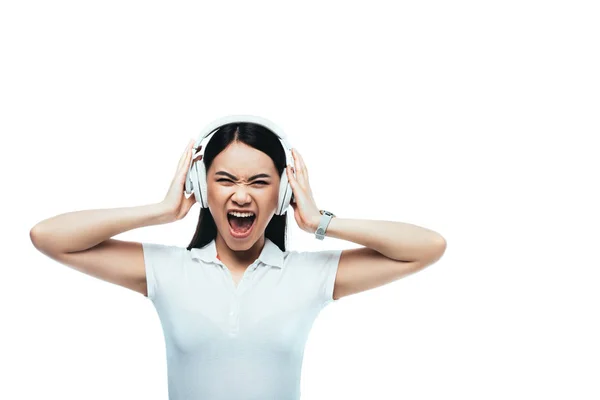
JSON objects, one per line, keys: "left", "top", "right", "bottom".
{"left": 227, "top": 213, "right": 257, "bottom": 238}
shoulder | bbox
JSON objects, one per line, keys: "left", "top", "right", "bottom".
{"left": 292, "top": 248, "right": 343, "bottom": 267}
{"left": 283, "top": 248, "right": 342, "bottom": 280}
{"left": 141, "top": 242, "right": 187, "bottom": 270}
{"left": 285, "top": 248, "right": 343, "bottom": 306}
{"left": 142, "top": 241, "right": 185, "bottom": 257}
{"left": 141, "top": 242, "right": 188, "bottom": 301}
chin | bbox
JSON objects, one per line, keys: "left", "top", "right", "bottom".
{"left": 222, "top": 224, "right": 260, "bottom": 247}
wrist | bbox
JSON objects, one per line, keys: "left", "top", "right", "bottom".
{"left": 313, "top": 209, "right": 336, "bottom": 239}
{"left": 154, "top": 202, "right": 177, "bottom": 224}
{"left": 309, "top": 216, "right": 321, "bottom": 232}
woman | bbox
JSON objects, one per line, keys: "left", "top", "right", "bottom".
{"left": 30, "top": 119, "right": 446, "bottom": 400}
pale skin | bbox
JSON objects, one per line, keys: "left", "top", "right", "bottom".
{"left": 28, "top": 139, "right": 445, "bottom": 302}
{"left": 193, "top": 141, "right": 446, "bottom": 299}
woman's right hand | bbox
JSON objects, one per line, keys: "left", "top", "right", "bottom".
{"left": 160, "top": 139, "right": 202, "bottom": 222}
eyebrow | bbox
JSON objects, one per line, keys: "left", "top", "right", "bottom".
{"left": 215, "top": 171, "right": 272, "bottom": 181}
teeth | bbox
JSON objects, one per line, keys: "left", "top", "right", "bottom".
{"left": 228, "top": 211, "right": 255, "bottom": 218}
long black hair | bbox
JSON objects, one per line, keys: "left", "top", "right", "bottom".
{"left": 185, "top": 122, "right": 289, "bottom": 252}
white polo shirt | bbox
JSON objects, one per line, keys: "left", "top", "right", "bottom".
{"left": 142, "top": 237, "right": 342, "bottom": 400}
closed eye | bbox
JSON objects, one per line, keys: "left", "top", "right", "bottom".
{"left": 217, "top": 179, "right": 269, "bottom": 185}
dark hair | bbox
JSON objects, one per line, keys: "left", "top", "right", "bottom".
{"left": 185, "top": 122, "right": 289, "bottom": 253}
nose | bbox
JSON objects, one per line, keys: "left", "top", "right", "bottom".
{"left": 231, "top": 183, "right": 252, "bottom": 205}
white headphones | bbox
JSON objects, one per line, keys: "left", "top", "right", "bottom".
{"left": 184, "top": 114, "right": 296, "bottom": 215}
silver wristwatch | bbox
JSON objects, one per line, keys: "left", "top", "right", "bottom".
{"left": 315, "top": 209, "right": 336, "bottom": 240}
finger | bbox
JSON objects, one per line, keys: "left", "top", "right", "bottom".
{"left": 290, "top": 149, "right": 308, "bottom": 190}
{"left": 190, "top": 144, "right": 204, "bottom": 166}
{"left": 192, "top": 153, "right": 203, "bottom": 163}
{"left": 296, "top": 149, "right": 308, "bottom": 179}
{"left": 183, "top": 146, "right": 196, "bottom": 173}
{"left": 192, "top": 144, "right": 202, "bottom": 158}
{"left": 185, "top": 141, "right": 199, "bottom": 163}
{"left": 291, "top": 148, "right": 307, "bottom": 181}
{"left": 286, "top": 164, "right": 295, "bottom": 181}
{"left": 184, "top": 191, "right": 196, "bottom": 210}
{"left": 177, "top": 140, "right": 194, "bottom": 170}
{"left": 177, "top": 148, "right": 195, "bottom": 182}
{"left": 286, "top": 165, "right": 301, "bottom": 200}
{"left": 182, "top": 140, "right": 195, "bottom": 159}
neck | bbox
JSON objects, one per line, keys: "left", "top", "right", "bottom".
{"left": 215, "top": 233, "right": 265, "bottom": 269}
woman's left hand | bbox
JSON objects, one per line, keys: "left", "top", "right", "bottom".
{"left": 286, "top": 148, "right": 322, "bottom": 234}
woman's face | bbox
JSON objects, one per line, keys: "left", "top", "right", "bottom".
{"left": 207, "top": 141, "right": 281, "bottom": 248}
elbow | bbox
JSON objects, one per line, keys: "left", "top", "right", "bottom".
{"left": 30, "top": 225, "right": 48, "bottom": 251}
{"left": 30, "top": 226, "right": 41, "bottom": 249}
{"left": 429, "top": 236, "right": 447, "bottom": 262}
{"left": 438, "top": 236, "right": 447, "bottom": 253}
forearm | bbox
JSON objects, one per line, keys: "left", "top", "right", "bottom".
{"left": 317, "top": 217, "right": 446, "bottom": 262}
{"left": 30, "top": 202, "right": 172, "bottom": 253}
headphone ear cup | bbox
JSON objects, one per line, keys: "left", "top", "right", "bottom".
{"left": 195, "top": 160, "right": 208, "bottom": 208}
{"left": 188, "top": 159, "right": 208, "bottom": 208}
{"left": 185, "top": 163, "right": 193, "bottom": 196}
{"left": 198, "top": 161, "right": 208, "bottom": 208}
{"left": 277, "top": 168, "right": 293, "bottom": 215}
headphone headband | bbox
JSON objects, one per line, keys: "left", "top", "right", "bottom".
{"left": 194, "top": 114, "right": 294, "bottom": 154}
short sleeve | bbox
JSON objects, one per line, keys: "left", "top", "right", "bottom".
{"left": 302, "top": 249, "right": 343, "bottom": 307}
{"left": 141, "top": 242, "right": 182, "bottom": 302}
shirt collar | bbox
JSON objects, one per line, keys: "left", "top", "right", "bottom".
{"left": 190, "top": 237, "right": 285, "bottom": 269}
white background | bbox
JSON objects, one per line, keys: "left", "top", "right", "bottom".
{"left": 3, "top": 1, "right": 599, "bottom": 399}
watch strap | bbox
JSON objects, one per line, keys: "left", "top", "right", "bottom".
{"left": 315, "top": 209, "right": 335, "bottom": 240}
